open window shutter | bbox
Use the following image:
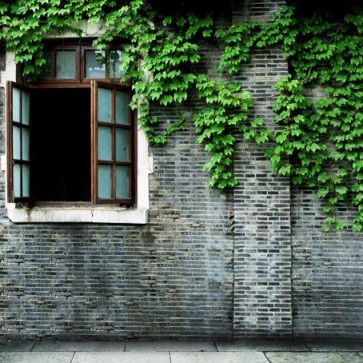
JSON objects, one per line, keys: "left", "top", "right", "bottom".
{"left": 91, "top": 80, "right": 134, "bottom": 204}
{"left": 7, "top": 82, "right": 32, "bottom": 203}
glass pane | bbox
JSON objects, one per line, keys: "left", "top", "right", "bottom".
{"left": 116, "top": 129, "right": 130, "bottom": 161}
{"left": 22, "top": 129, "right": 30, "bottom": 161}
{"left": 85, "top": 50, "right": 106, "bottom": 78}
{"left": 14, "top": 164, "right": 21, "bottom": 198}
{"left": 42, "top": 51, "right": 53, "bottom": 78}
{"left": 97, "top": 88, "right": 112, "bottom": 122}
{"left": 98, "top": 164, "right": 112, "bottom": 199}
{"left": 98, "top": 126, "right": 112, "bottom": 161}
{"left": 22, "top": 91, "right": 30, "bottom": 125}
{"left": 109, "top": 50, "right": 123, "bottom": 78}
{"left": 116, "top": 166, "right": 130, "bottom": 199}
{"left": 56, "top": 50, "right": 75, "bottom": 79}
{"left": 115, "top": 91, "right": 129, "bottom": 125}
{"left": 13, "top": 126, "right": 21, "bottom": 160}
{"left": 12, "top": 87, "right": 21, "bottom": 122}
{"left": 22, "top": 164, "right": 30, "bottom": 198}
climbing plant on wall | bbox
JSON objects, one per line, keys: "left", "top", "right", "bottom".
{"left": 0, "top": 0, "right": 362, "bottom": 230}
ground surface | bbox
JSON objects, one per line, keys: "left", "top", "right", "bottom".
{"left": 0, "top": 339, "right": 362, "bottom": 362}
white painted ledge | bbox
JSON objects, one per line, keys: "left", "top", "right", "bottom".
{"left": 7, "top": 204, "right": 148, "bottom": 224}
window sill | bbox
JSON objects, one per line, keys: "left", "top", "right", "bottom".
{"left": 7, "top": 203, "right": 148, "bottom": 224}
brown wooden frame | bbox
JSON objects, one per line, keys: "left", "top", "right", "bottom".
{"left": 7, "top": 81, "right": 32, "bottom": 203}
{"left": 91, "top": 81, "right": 135, "bottom": 205}
{"left": 8, "top": 41, "right": 136, "bottom": 207}
{"left": 33, "top": 42, "right": 125, "bottom": 85}
{"left": 40, "top": 45, "right": 81, "bottom": 84}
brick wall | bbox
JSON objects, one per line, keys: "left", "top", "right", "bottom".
{"left": 0, "top": 97, "right": 234, "bottom": 339}
{"left": 291, "top": 187, "right": 363, "bottom": 339}
{"left": 0, "top": 0, "right": 362, "bottom": 341}
{"left": 232, "top": 0, "right": 292, "bottom": 338}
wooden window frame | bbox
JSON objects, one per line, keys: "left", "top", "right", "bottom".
{"left": 41, "top": 45, "right": 81, "bottom": 84}
{"left": 81, "top": 46, "right": 123, "bottom": 83}
{"left": 91, "top": 81, "right": 136, "bottom": 205}
{"left": 8, "top": 41, "right": 136, "bottom": 207}
{"left": 7, "top": 82, "right": 32, "bottom": 203}
{"left": 34, "top": 41, "right": 125, "bottom": 85}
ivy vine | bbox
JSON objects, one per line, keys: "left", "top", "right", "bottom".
{"left": 0, "top": 0, "right": 363, "bottom": 230}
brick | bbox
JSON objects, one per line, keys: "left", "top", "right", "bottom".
{"left": 0, "top": 0, "right": 362, "bottom": 342}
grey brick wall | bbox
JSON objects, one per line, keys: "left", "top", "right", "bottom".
{"left": 0, "top": 0, "right": 362, "bottom": 341}
{"left": 231, "top": 0, "right": 292, "bottom": 338}
{"left": 291, "top": 187, "right": 363, "bottom": 339}
{"left": 0, "top": 102, "right": 234, "bottom": 339}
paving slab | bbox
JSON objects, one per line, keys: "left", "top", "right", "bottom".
{"left": 72, "top": 352, "right": 170, "bottom": 363}
{"left": 0, "top": 352, "right": 74, "bottom": 363}
{"left": 0, "top": 341, "right": 35, "bottom": 352}
{"left": 170, "top": 351, "right": 269, "bottom": 363}
{"left": 125, "top": 340, "right": 216, "bottom": 352}
{"left": 266, "top": 352, "right": 363, "bottom": 363}
{"left": 305, "top": 341, "right": 363, "bottom": 352}
{"left": 216, "top": 339, "right": 308, "bottom": 352}
{"left": 32, "top": 340, "right": 125, "bottom": 352}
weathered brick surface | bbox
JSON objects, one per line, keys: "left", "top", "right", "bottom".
{"left": 0, "top": 0, "right": 362, "bottom": 341}
{"left": 0, "top": 109, "right": 234, "bottom": 339}
{"left": 291, "top": 188, "right": 363, "bottom": 339}
{"left": 231, "top": 0, "right": 292, "bottom": 338}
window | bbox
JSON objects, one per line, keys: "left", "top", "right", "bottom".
{"left": 40, "top": 43, "right": 124, "bottom": 82}
{"left": 7, "top": 42, "right": 136, "bottom": 207}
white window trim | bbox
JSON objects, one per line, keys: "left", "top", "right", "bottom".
{"left": 1, "top": 24, "right": 152, "bottom": 224}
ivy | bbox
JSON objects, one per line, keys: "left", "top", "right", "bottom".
{"left": 260, "top": 6, "right": 363, "bottom": 231}
{"left": 0, "top": 1, "right": 363, "bottom": 230}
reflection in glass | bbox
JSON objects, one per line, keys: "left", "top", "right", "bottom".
{"left": 14, "top": 164, "right": 21, "bottom": 198}
{"left": 86, "top": 50, "right": 105, "bottom": 78}
{"left": 116, "top": 166, "right": 130, "bottom": 199}
{"left": 98, "top": 165, "right": 112, "bottom": 199}
{"left": 109, "top": 50, "right": 123, "bottom": 78}
{"left": 97, "top": 88, "right": 111, "bottom": 122}
{"left": 42, "top": 51, "right": 53, "bottom": 78}
{"left": 98, "top": 126, "right": 112, "bottom": 161}
{"left": 13, "top": 126, "right": 21, "bottom": 160}
{"left": 22, "top": 164, "right": 30, "bottom": 197}
{"left": 56, "top": 51, "right": 76, "bottom": 79}
{"left": 22, "top": 129, "right": 30, "bottom": 161}
{"left": 115, "top": 91, "right": 129, "bottom": 124}
{"left": 22, "top": 91, "right": 30, "bottom": 125}
{"left": 13, "top": 88, "right": 21, "bottom": 122}
{"left": 116, "top": 129, "right": 129, "bottom": 161}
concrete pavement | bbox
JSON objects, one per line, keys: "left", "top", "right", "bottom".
{"left": 0, "top": 339, "right": 362, "bottom": 362}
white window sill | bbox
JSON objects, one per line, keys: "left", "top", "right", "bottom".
{"left": 7, "top": 203, "right": 148, "bottom": 224}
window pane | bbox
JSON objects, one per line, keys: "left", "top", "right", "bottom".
{"left": 109, "top": 50, "right": 123, "bottom": 78}
{"left": 115, "top": 91, "right": 129, "bottom": 125}
{"left": 85, "top": 50, "right": 106, "bottom": 78}
{"left": 116, "top": 166, "right": 130, "bottom": 199}
{"left": 97, "top": 88, "right": 111, "bottom": 122}
{"left": 22, "top": 164, "right": 30, "bottom": 198}
{"left": 98, "top": 126, "right": 112, "bottom": 161}
{"left": 98, "top": 164, "right": 112, "bottom": 199}
{"left": 22, "top": 129, "right": 30, "bottom": 161}
{"left": 116, "top": 129, "right": 130, "bottom": 161}
{"left": 14, "top": 164, "right": 21, "bottom": 198}
{"left": 22, "top": 91, "right": 30, "bottom": 125}
{"left": 56, "top": 51, "right": 75, "bottom": 79}
{"left": 13, "top": 126, "right": 21, "bottom": 160}
{"left": 13, "top": 88, "right": 21, "bottom": 122}
{"left": 42, "top": 51, "right": 53, "bottom": 78}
